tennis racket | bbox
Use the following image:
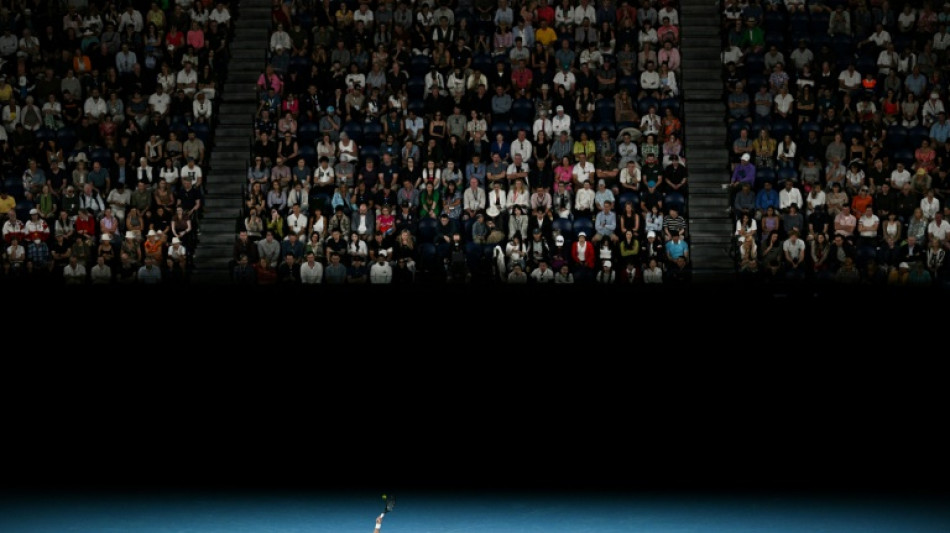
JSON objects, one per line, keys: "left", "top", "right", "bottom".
{"left": 382, "top": 494, "right": 396, "bottom": 514}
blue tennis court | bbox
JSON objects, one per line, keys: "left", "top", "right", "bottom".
{"left": 1, "top": 491, "right": 946, "bottom": 533}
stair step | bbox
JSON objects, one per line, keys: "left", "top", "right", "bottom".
{"left": 202, "top": 220, "right": 240, "bottom": 232}
{"left": 689, "top": 196, "right": 729, "bottom": 208}
{"left": 202, "top": 210, "right": 242, "bottom": 221}
{"left": 198, "top": 233, "right": 241, "bottom": 246}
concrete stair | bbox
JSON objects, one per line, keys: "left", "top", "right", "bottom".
{"left": 190, "top": 0, "right": 271, "bottom": 284}
{"left": 681, "top": 0, "right": 735, "bottom": 283}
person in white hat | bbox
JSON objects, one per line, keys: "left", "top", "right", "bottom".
{"left": 551, "top": 104, "right": 572, "bottom": 135}
{"left": 730, "top": 152, "right": 756, "bottom": 190}
{"left": 24, "top": 208, "right": 49, "bottom": 242}
{"left": 570, "top": 230, "right": 595, "bottom": 278}
{"left": 369, "top": 249, "right": 393, "bottom": 284}
{"left": 596, "top": 259, "right": 615, "bottom": 283}
{"left": 143, "top": 228, "right": 165, "bottom": 263}
{"left": 168, "top": 236, "right": 187, "bottom": 267}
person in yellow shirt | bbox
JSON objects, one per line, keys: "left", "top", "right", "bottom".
{"left": 0, "top": 75, "right": 13, "bottom": 107}
{"left": 572, "top": 130, "right": 596, "bottom": 159}
{"left": 535, "top": 19, "right": 558, "bottom": 48}
{"left": 0, "top": 190, "right": 16, "bottom": 214}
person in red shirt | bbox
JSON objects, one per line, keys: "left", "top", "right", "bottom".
{"left": 571, "top": 231, "right": 596, "bottom": 270}
{"left": 511, "top": 60, "right": 533, "bottom": 92}
{"left": 535, "top": 2, "right": 555, "bottom": 25}
{"left": 657, "top": 16, "right": 679, "bottom": 45}
{"left": 74, "top": 209, "right": 97, "bottom": 240}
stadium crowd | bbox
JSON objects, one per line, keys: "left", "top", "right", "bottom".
{"left": 0, "top": 0, "right": 229, "bottom": 284}
{"left": 724, "top": 0, "right": 950, "bottom": 286}
{"left": 232, "top": 0, "right": 691, "bottom": 284}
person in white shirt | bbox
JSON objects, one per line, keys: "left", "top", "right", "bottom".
{"left": 313, "top": 157, "right": 335, "bottom": 191}
{"left": 533, "top": 108, "right": 553, "bottom": 139}
{"left": 574, "top": 179, "right": 596, "bottom": 214}
{"left": 619, "top": 160, "right": 641, "bottom": 192}
{"left": 118, "top": 5, "right": 144, "bottom": 33}
{"left": 921, "top": 189, "right": 941, "bottom": 221}
{"left": 270, "top": 24, "right": 291, "bottom": 52}
{"left": 63, "top": 256, "right": 87, "bottom": 283}
{"left": 890, "top": 162, "right": 911, "bottom": 188}
{"left": 552, "top": 66, "right": 576, "bottom": 93}
{"left": 369, "top": 250, "right": 393, "bottom": 283}
{"left": 193, "top": 92, "right": 212, "bottom": 122}
{"left": 658, "top": 5, "right": 679, "bottom": 26}
{"left": 773, "top": 84, "right": 795, "bottom": 118}
{"left": 573, "top": 0, "right": 597, "bottom": 25}
{"left": 299, "top": 252, "right": 324, "bottom": 284}
{"left": 572, "top": 152, "right": 595, "bottom": 187}
{"left": 509, "top": 130, "right": 533, "bottom": 162}
{"left": 181, "top": 160, "right": 203, "bottom": 187}
{"left": 551, "top": 105, "right": 572, "bottom": 135}
{"left": 857, "top": 205, "right": 880, "bottom": 242}
{"left": 168, "top": 237, "right": 188, "bottom": 265}
{"left": 148, "top": 85, "right": 171, "bottom": 118}
{"left": 530, "top": 259, "right": 555, "bottom": 282}
{"left": 779, "top": 179, "right": 804, "bottom": 211}
{"left": 115, "top": 43, "right": 137, "bottom": 75}
{"left": 639, "top": 61, "right": 661, "bottom": 98}
{"left": 463, "top": 177, "right": 486, "bottom": 218}
{"left": 135, "top": 157, "right": 154, "bottom": 186}
{"left": 176, "top": 62, "right": 198, "bottom": 97}
{"left": 927, "top": 212, "right": 950, "bottom": 242}
{"left": 640, "top": 106, "right": 661, "bottom": 137}
{"left": 506, "top": 154, "right": 531, "bottom": 189}
{"left": 286, "top": 204, "right": 308, "bottom": 237}
{"left": 209, "top": 2, "right": 231, "bottom": 28}
{"left": 354, "top": 4, "right": 374, "bottom": 26}
{"left": 922, "top": 92, "right": 945, "bottom": 127}
{"left": 83, "top": 89, "right": 108, "bottom": 123}
{"left": 837, "top": 63, "right": 861, "bottom": 95}
{"left": 24, "top": 209, "right": 49, "bottom": 241}
{"left": 486, "top": 181, "right": 508, "bottom": 219}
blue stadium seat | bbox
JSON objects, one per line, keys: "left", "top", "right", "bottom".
{"left": 892, "top": 148, "right": 914, "bottom": 167}
{"left": 407, "top": 76, "right": 426, "bottom": 100}
{"left": 908, "top": 125, "right": 930, "bottom": 148}
{"left": 192, "top": 123, "right": 211, "bottom": 144}
{"left": 729, "top": 120, "right": 750, "bottom": 142}
{"left": 659, "top": 97, "right": 680, "bottom": 117}
{"left": 343, "top": 121, "right": 363, "bottom": 145}
{"left": 572, "top": 217, "right": 593, "bottom": 239}
{"left": 410, "top": 55, "right": 433, "bottom": 77}
{"left": 800, "top": 121, "right": 821, "bottom": 135}
{"left": 297, "top": 145, "right": 316, "bottom": 165}
{"left": 510, "top": 99, "right": 535, "bottom": 123}
{"left": 297, "top": 122, "right": 319, "bottom": 145}
{"left": 363, "top": 121, "right": 383, "bottom": 142}
{"left": 56, "top": 127, "right": 78, "bottom": 152}
{"left": 771, "top": 119, "right": 793, "bottom": 140}
{"left": 491, "top": 121, "right": 511, "bottom": 137}
{"left": 777, "top": 167, "right": 798, "bottom": 183}
{"left": 595, "top": 98, "right": 615, "bottom": 122}
{"left": 616, "top": 192, "right": 639, "bottom": 210}
{"left": 360, "top": 145, "right": 380, "bottom": 163}
{"left": 552, "top": 217, "right": 572, "bottom": 237}
{"left": 885, "top": 125, "right": 908, "bottom": 150}
{"left": 754, "top": 167, "right": 776, "bottom": 189}
{"left": 418, "top": 218, "right": 439, "bottom": 243}
{"left": 572, "top": 121, "right": 592, "bottom": 136}
{"left": 617, "top": 76, "right": 638, "bottom": 97}
{"left": 14, "top": 200, "right": 34, "bottom": 222}
{"left": 664, "top": 192, "right": 685, "bottom": 214}
{"left": 91, "top": 148, "right": 113, "bottom": 167}
{"left": 637, "top": 97, "right": 659, "bottom": 116}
